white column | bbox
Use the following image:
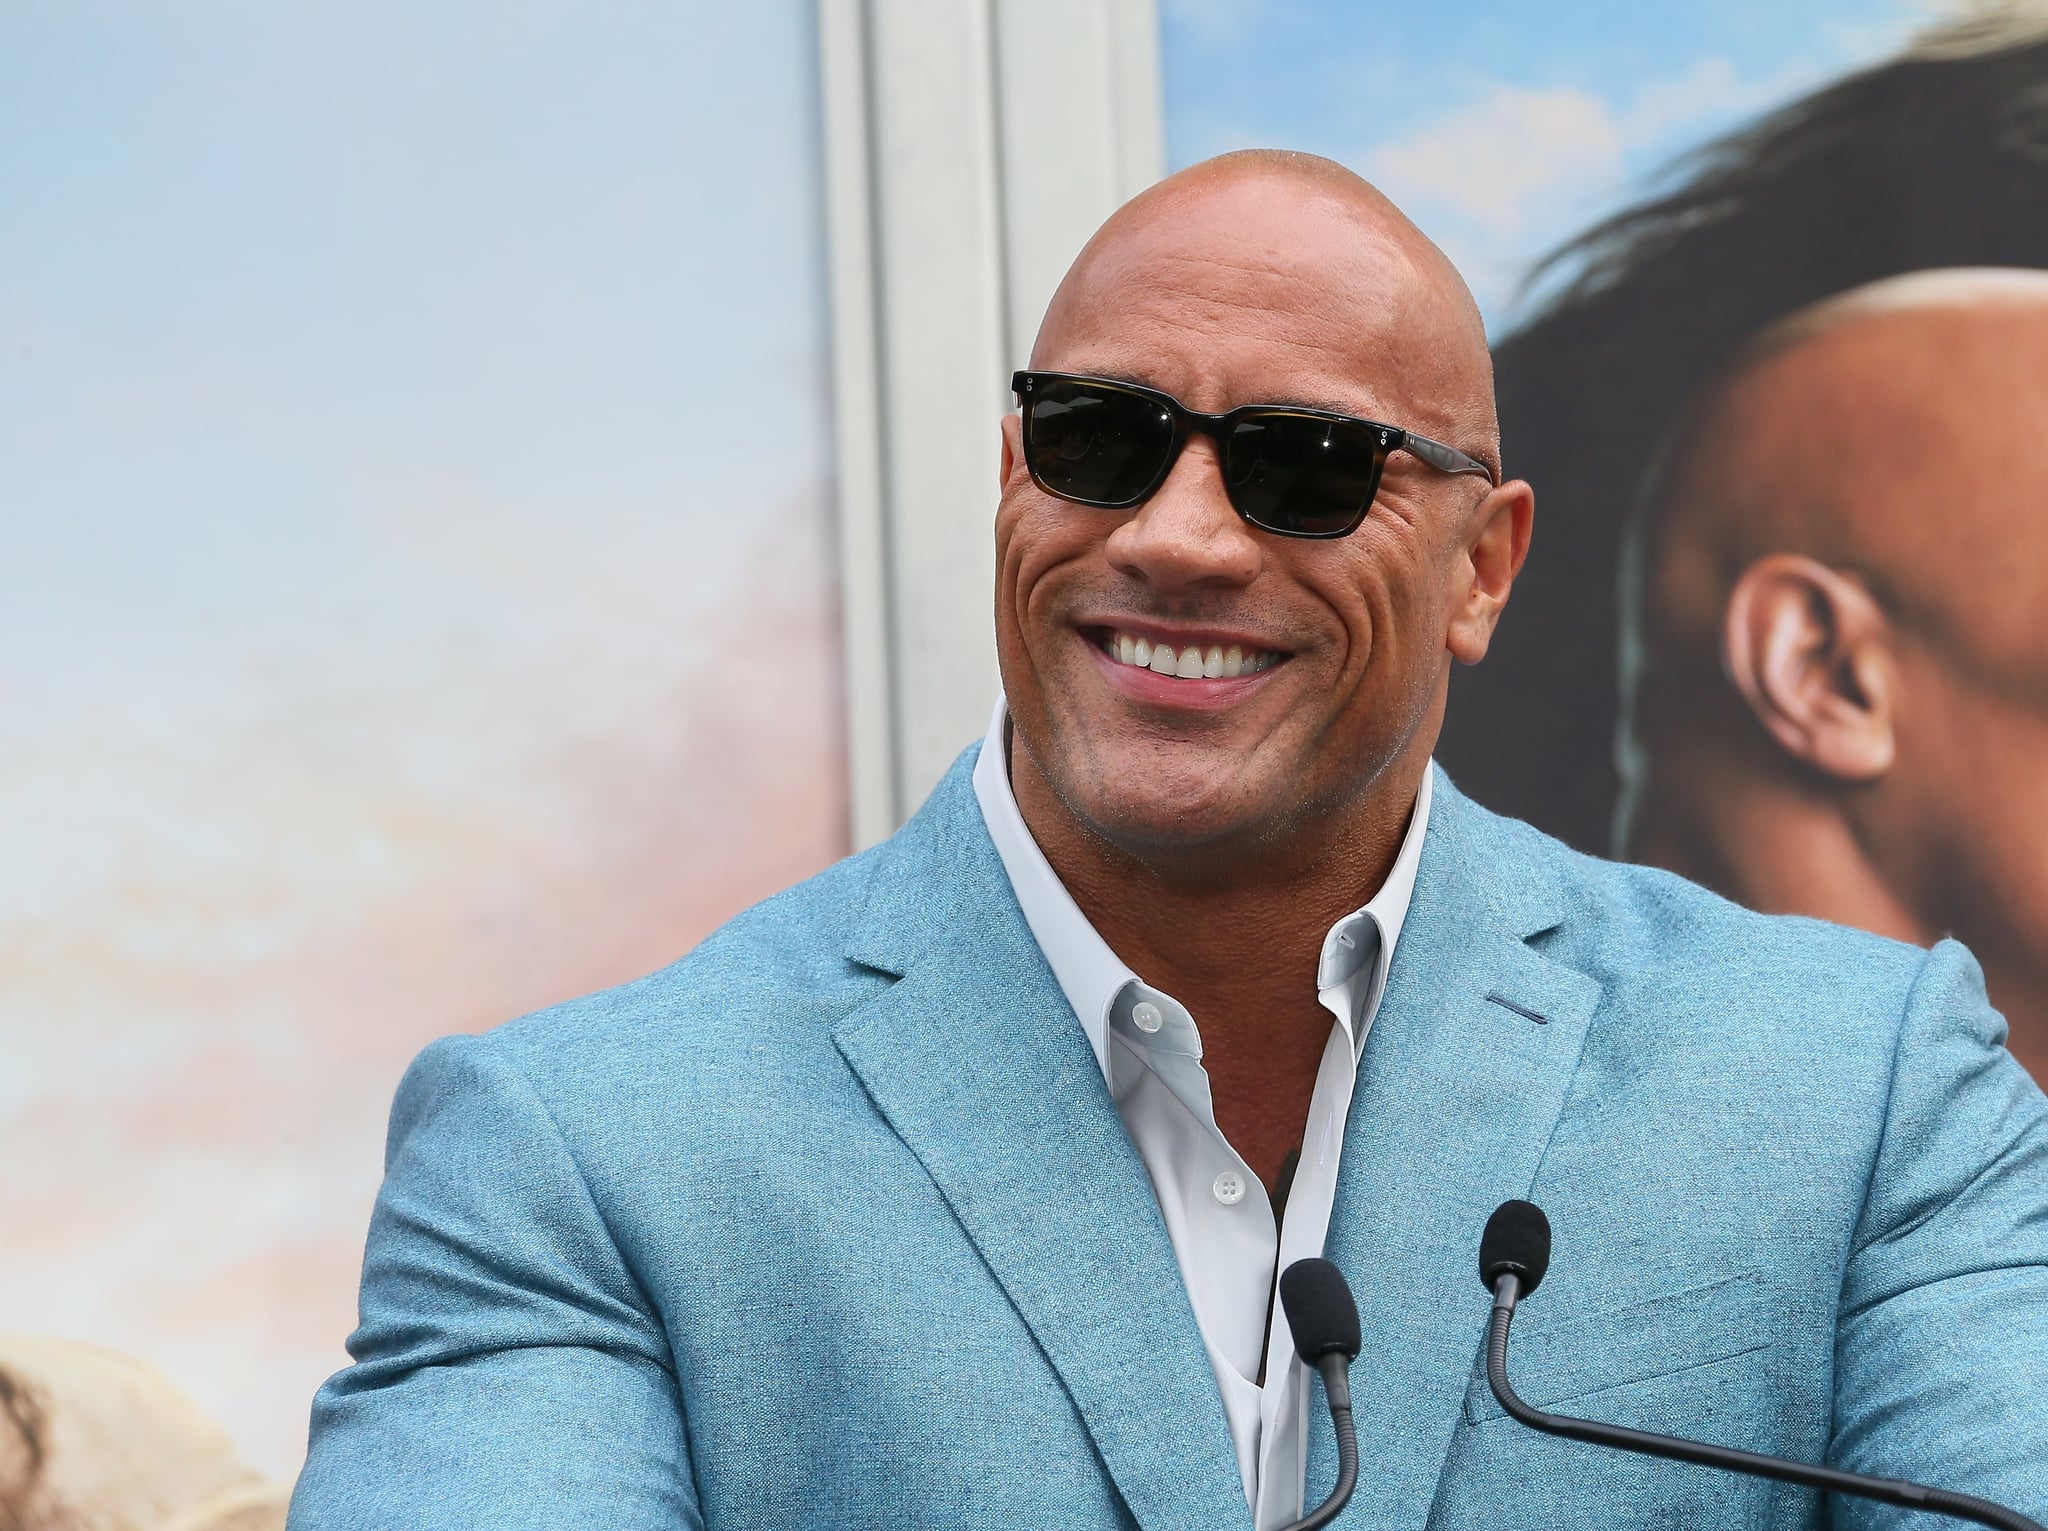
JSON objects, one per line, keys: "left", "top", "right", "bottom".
{"left": 820, "top": 0, "right": 1165, "bottom": 847}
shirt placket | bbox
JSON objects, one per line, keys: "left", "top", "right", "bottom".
{"left": 1108, "top": 984, "right": 1281, "bottom": 1490}
{"left": 1253, "top": 914, "right": 1382, "bottom": 1530}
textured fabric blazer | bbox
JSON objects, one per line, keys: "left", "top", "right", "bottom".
{"left": 289, "top": 751, "right": 2048, "bottom": 1530}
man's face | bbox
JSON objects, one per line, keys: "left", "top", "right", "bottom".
{"left": 995, "top": 177, "right": 1495, "bottom": 861}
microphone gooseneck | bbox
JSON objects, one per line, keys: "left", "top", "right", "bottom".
{"left": 1479, "top": 1201, "right": 2045, "bottom": 1531}
{"left": 1275, "top": 1258, "right": 1360, "bottom": 1531}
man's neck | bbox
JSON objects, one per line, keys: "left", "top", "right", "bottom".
{"left": 1008, "top": 744, "right": 1424, "bottom": 1184}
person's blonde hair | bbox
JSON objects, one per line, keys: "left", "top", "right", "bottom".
{"left": 0, "top": 1336, "right": 287, "bottom": 1531}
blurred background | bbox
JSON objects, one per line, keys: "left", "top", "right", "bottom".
{"left": 5, "top": 0, "right": 2026, "bottom": 1516}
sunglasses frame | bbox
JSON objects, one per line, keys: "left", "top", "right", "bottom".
{"left": 1011, "top": 370, "right": 1497, "bottom": 539}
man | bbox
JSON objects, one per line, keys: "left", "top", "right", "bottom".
{"left": 1448, "top": 4, "right": 2048, "bottom": 852}
{"left": 289, "top": 154, "right": 2048, "bottom": 1529}
{"left": 1618, "top": 268, "right": 2048, "bottom": 1086}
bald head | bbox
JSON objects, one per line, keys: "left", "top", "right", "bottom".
{"left": 1032, "top": 150, "right": 1500, "bottom": 472}
{"left": 1644, "top": 267, "right": 2048, "bottom": 688}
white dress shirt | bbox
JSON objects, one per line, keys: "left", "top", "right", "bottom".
{"left": 971, "top": 698, "right": 1431, "bottom": 1529}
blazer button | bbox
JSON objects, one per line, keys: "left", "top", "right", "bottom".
{"left": 1212, "top": 1171, "right": 1247, "bottom": 1206}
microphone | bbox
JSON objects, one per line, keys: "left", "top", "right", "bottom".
{"left": 1478, "top": 1201, "right": 2046, "bottom": 1531}
{"left": 1275, "top": 1258, "right": 1361, "bottom": 1531}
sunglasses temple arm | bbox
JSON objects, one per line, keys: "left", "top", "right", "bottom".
{"left": 1399, "top": 431, "right": 1498, "bottom": 484}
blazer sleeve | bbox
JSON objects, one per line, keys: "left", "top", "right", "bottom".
{"left": 1830, "top": 938, "right": 2048, "bottom": 1524}
{"left": 287, "top": 1034, "right": 703, "bottom": 1531}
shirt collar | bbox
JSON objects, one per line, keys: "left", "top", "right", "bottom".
{"left": 971, "top": 696, "right": 1433, "bottom": 1083}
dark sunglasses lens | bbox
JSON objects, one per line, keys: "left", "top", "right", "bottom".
{"left": 1024, "top": 380, "right": 1176, "bottom": 506}
{"left": 1224, "top": 413, "right": 1384, "bottom": 535}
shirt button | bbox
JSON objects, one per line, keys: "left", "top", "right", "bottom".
{"left": 1212, "top": 1170, "right": 1246, "bottom": 1206}
{"left": 1131, "top": 1000, "right": 1164, "bottom": 1034}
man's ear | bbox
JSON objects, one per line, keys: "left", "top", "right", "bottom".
{"left": 1446, "top": 479, "right": 1535, "bottom": 665}
{"left": 1000, "top": 412, "right": 1024, "bottom": 491}
{"left": 1721, "top": 553, "right": 1896, "bottom": 781}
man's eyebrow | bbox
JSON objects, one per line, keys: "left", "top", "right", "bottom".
{"left": 1063, "top": 367, "right": 1384, "bottom": 420}
{"left": 1076, "top": 365, "right": 1160, "bottom": 391}
{"left": 1288, "top": 393, "right": 1379, "bottom": 416}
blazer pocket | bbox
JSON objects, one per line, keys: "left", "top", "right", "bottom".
{"left": 1463, "top": 1267, "right": 1774, "bottom": 1424}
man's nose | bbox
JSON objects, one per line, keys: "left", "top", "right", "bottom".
{"left": 1103, "top": 437, "right": 1264, "bottom": 590}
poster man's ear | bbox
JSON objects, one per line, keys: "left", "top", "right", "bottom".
{"left": 1721, "top": 553, "right": 1896, "bottom": 782}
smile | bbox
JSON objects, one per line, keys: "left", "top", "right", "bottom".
{"left": 1097, "top": 628, "right": 1284, "bottom": 680}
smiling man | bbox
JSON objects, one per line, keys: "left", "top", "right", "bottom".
{"left": 289, "top": 153, "right": 2048, "bottom": 1530}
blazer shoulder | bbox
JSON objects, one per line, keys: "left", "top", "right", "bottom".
{"left": 444, "top": 745, "right": 1000, "bottom": 1105}
{"left": 469, "top": 842, "right": 896, "bottom": 1085}
{"left": 1590, "top": 855, "right": 1920, "bottom": 998}
{"left": 396, "top": 750, "right": 1002, "bottom": 1170}
{"left": 1440, "top": 774, "right": 1931, "bottom": 1015}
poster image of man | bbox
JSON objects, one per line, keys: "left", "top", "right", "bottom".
{"left": 1615, "top": 269, "right": 2048, "bottom": 1085}
{"left": 1444, "top": 7, "right": 2048, "bottom": 857}
{"left": 1432, "top": 5, "right": 2048, "bottom": 1086}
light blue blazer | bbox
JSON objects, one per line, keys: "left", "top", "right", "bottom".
{"left": 289, "top": 751, "right": 2048, "bottom": 1529}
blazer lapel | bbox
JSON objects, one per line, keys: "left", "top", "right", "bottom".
{"left": 1310, "top": 771, "right": 1603, "bottom": 1530}
{"left": 832, "top": 754, "right": 1250, "bottom": 1531}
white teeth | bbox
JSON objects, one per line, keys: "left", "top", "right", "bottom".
{"left": 1102, "top": 630, "right": 1277, "bottom": 681}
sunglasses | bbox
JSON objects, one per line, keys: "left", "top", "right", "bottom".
{"left": 1012, "top": 370, "right": 1496, "bottom": 539}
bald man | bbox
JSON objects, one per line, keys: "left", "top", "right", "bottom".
{"left": 1620, "top": 268, "right": 2048, "bottom": 1084}
{"left": 292, "top": 159, "right": 2048, "bottom": 1530}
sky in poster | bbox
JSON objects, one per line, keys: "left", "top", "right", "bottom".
{"left": 1162, "top": 0, "right": 1932, "bottom": 329}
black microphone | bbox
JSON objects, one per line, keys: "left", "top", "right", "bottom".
{"left": 1275, "top": 1258, "right": 1361, "bottom": 1531}
{"left": 1478, "top": 1200, "right": 2046, "bottom": 1531}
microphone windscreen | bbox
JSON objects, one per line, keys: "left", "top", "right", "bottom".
{"left": 1279, "top": 1258, "right": 1361, "bottom": 1364}
{"left": 1479, "top": 1200, "right": 1552, "bottom": 1295}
